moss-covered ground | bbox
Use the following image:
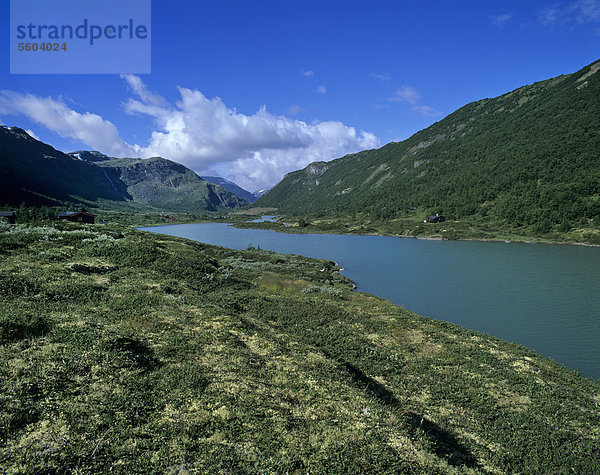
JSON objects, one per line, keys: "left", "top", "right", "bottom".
{"left": 1, "top": 222, "right": 599, "bottom": 473}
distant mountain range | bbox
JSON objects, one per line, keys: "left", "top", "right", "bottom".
{"left": 201, "top": 176, "right": 257, "bottom": 203}
{"left": 252, "top": 187, "right": 272, "bottom": 199}
{"left": 257, "top": 59, "right": 600, "bottom": 232}
{"left": 199, "top": 177, "right": 274, "bottom": 203}
{"left": 0, "top": 127, "right": 247, "bottom": 212}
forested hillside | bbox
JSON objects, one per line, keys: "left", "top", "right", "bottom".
{"left": 258, "top": 60, "right": 600, "bottom": 234}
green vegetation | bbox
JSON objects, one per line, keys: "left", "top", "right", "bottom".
{"left": 1, "top": 221, "right": 599, "bottom": 472}
{"left": 0, "top": 203, "right": 238, "bottom": 228}
{"left": 90, "top": 155, "right": 246, "bottom": 211}
{"left": 235, "top": 212, "right": 600, "bottom": 245}
{"left": 0, "top": 127, "right": 246, "bottom": 213}
{"left": 201, "top": 175, "right": 258, "bottom": 203}
{"left": 257, "top": 60, "right": 600, "bottom": 243}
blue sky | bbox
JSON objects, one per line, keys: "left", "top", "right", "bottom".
{"left": 1, "top": 0, "right": 599, "bottom": 190}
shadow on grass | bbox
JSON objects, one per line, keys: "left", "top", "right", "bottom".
{"left": 104, "top": 337, "right": 161, "bottom": 371}
{"left": 340, "top": 358, "right": 480, "bottom": 469}
{"left": 405, "top": 411, "right": 480, "bottom": 468}
{"left": 340, "top": 360, "right": 400, "bottom": 406}
{"left": 0, "top": 313, "right": 51, "bottom": 343}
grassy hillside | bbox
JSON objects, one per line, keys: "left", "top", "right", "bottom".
{"left": 0, "top": 127, "right": 246, "bottom": 213}
{"left": 0, "top": 127, "right": 129, "bottom": 207}
{"left": 1, "top": 222, "right": 598, "bottom": 472}
{"left": 257, "top": 60, "right": 600, "bottom": 238}
{"left": 95, "top": 156, "right": 247, "bottom": 211}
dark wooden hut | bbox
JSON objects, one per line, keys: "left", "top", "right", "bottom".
{"left": 58, "top": 210, "right": 95, "bottom": 224}
{"left": 425, "top": 214, "right": 446, "bottom": 223}
{"left": 0, "top": 211, "right": 16, "bottom": 224}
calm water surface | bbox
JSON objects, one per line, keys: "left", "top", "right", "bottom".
{"left": 139, "top": 223, "right": 600, "bottom": 380}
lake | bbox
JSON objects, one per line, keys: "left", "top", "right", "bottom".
{"left": 138, "top": 223, "right": 600, "bottom": 380}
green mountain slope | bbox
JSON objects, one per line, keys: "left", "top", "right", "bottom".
{"left": 0, "top": 127, "right": 130, "bottom": 207}
{"left": 0, "top": 127, "right": 246, "bottom": 212}
{"left": 85, "top": 154, "right": 247, "bottom": 211}
{"left": 257, "top": 60, "right": 600, "bottom": 233}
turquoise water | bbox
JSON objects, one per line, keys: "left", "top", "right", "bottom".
{"left": 138, "top": 223, "right": 600, "bottom": 380}
{"left": 248, "top": 215, "right": 279, "bottom": 223}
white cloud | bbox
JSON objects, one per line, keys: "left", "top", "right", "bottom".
{"left": 120, "top": 74, "right": 167, "bottom": 106}
{"left": 370, "top": 73, "right": 391, "bottom": 80}
{"left": 124, "top": 80, "right": 378, "bottom": 190}
{"left": 412, "top": 105, "right": 441, "bottom": 117}
{"left": 287, "top": 105, "right": 305, "bottom": 115}
{"left": 388, "top": 85, "right": 441, "bottom": 118}
{"left": 491, "top": 13, "right": 512, "bottom": 27}
{"left": 316, "top": 85, "right": 327, "bottom": 94}
{"left": 571, "top": 0, "right": 600, "bottom": 22}
{"left": 0, "top": 91, "right": 137, "bottom": 156}
{"left": 390, "top": 86, "right": 421, "bottom": 105}
{"left": 540, "top": 6, "right": 559, "bottom": 25}
{"left": 302, "top": 69, "right": 314, "bottom": 77}
{"left": 540, "top": 0, "right": 600, "bottom": 25}
{"left": 212, "top": 121, "right": 378, "bottom": 190}
{"left": 0, "top": 78, "right": 379, "bottom": 191}
{"left": 25, "top": 129, "right": 39, "bottom": 140}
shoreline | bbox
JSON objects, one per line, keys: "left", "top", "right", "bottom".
{"left": 225, "top": 219, "right": 600, "bottom": 248}
{"left": 136, "top": 219, "right": 600, "bottom": 248}
{"left": 138, "top": 219, "right": 600, "bottom": 248}
{"left": 137, "top": 222, "right": 600, "bottom": 380}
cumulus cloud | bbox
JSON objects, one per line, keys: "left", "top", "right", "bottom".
{"left": 316, "top": 85, "right": 327, "bottom": 94}
{"left": 124, "top": 80, "right": 378, "bottom": 190}
{"left": 491, "top": 13, "right": 512, "bottom": 27}
{"left": 0, "top": 77, "right": 379, "bottom": 191}
{"left": 212, "top": 120, "right": 377, "bottom": 189}
{"left": 0, "top": 91, "right": 137, "bottom": 156}
{"left": 302, "top": 69, "right": 314, "bottom": 77}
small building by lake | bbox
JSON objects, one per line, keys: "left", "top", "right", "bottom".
{"left": 0, "top": 211, "right": 16, "bottom": 224}
{"left": 425, "top": 214, "right": 446, "bottom": 223}
{"left": 58, "top": 210, "right": 95, "bottom": 224}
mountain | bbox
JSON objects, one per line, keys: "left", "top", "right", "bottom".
{"left": 0, "top": 127, "right": 129, "bottom": 207}
{"left": 75, "top": 154, "right": 248, "bottom": 211}
{"left": 0, "top": 126, "right": 247, "bottom": 212}
{"left": 257, "top": 60, "right": 600, "bottom": 233}
{"left": 253, "top": 187, "right": 272, "bottom": 199}
{"left": 201, "top": 176, "right": 257, "bottom": 203}
{"left": 69, "top": 150, "right": 113, "bottom": 163}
